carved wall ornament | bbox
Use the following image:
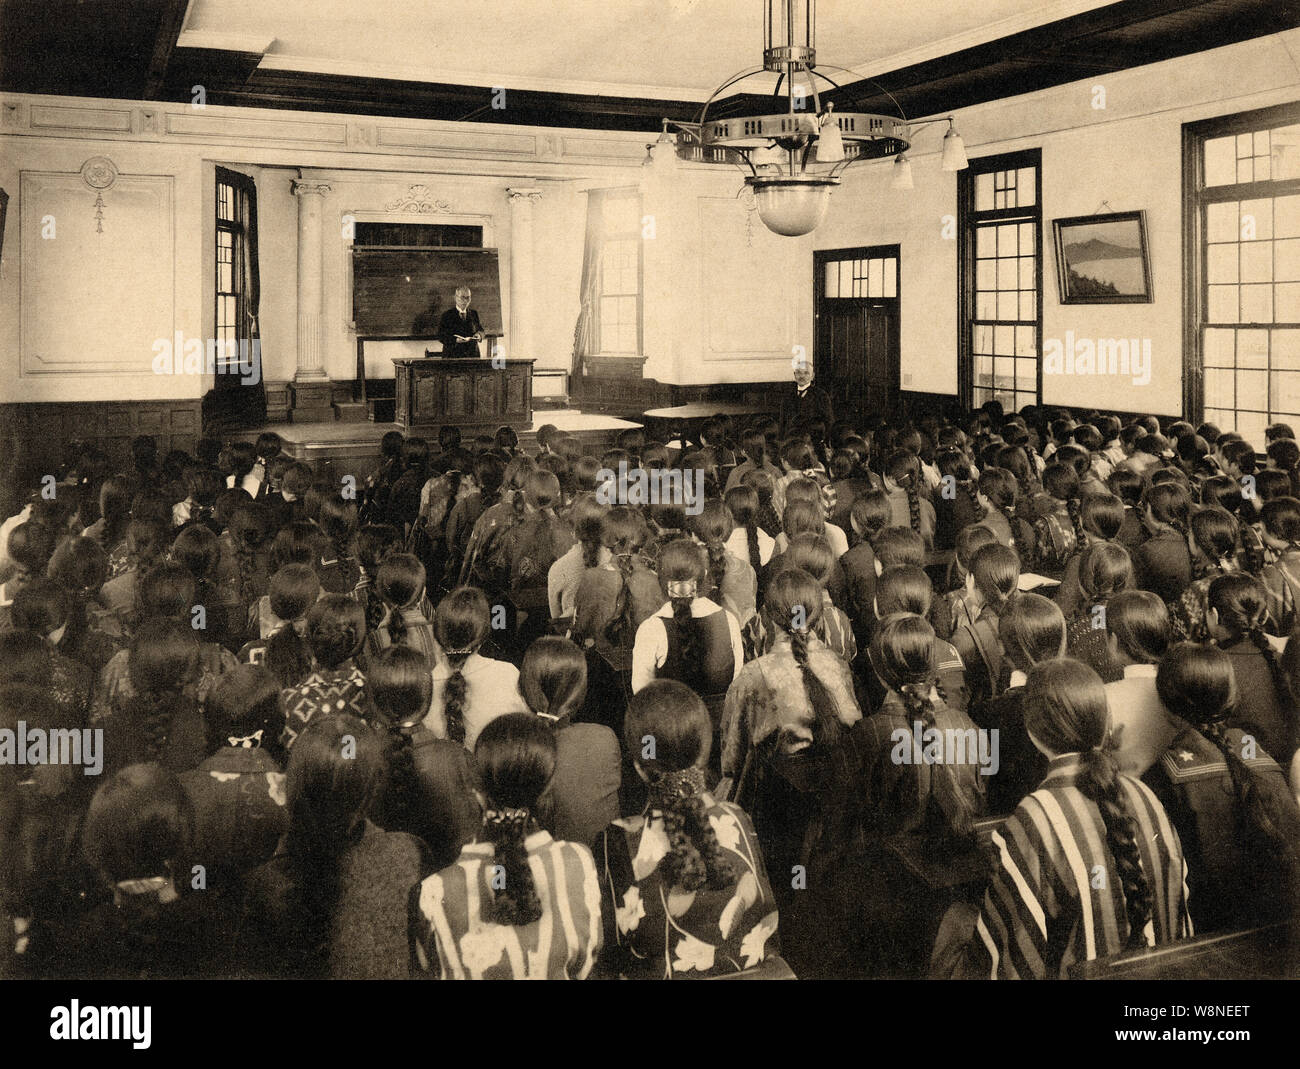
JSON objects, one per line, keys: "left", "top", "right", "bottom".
{"left": 80, "top": 156, "right": 118, "bottom": 233}
{"left": 385, "top": 184, "right": 452, "bottom": 214}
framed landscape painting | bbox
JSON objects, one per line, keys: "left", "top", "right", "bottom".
{"left": 1052, "top": 210, "right": 1152, "bottom": 303}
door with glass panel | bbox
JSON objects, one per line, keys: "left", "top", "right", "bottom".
{"left": 814, "top": 246, "right": 900, "bottom": 422}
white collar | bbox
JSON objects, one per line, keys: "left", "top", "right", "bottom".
{"left": 654, "top": 595, "right": 723, "bottom": 619}
{"left": 1123, "top": 663, "right": 1158, "bottom": 678}
{"left": 1009, "top": 669, "right": 1028, "bottom": 688}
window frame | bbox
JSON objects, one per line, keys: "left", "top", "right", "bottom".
{"left": 1182, "top": 102, "right": 1300, "bottom": 431}
{"left": 593, "top": 187, "right": 644, "bottom": 357}
{"left": 958, "top": 147, "right": 1044, "bottom": 414}
{"left": 214, "top": 166, "right": 255, "bottom": 375}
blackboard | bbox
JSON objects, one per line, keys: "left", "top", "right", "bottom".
{"left": 351, "top": 246, "right": 503, "bottom": 338}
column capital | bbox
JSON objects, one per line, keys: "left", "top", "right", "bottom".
{"left": 506, "top": 187, "right": 542, "bottom": 203}
{"left": 292, "top": 179, "right": 332, "bottom": 197}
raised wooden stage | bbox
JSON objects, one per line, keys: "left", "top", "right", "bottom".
{"left": 230, "top": 408, "right": 642, "bottom": 479}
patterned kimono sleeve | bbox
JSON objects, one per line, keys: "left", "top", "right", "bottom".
{"left": 591, "top": 827, "right": 638, "bottom": 978}
{"left": 968, "top": 801, "right": 1054, "bottom": 980}
{"left": 719, "top": 674, "right": 753, "bottom": 783}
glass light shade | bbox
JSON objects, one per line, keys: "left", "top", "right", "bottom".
{"left": 749, "top": 177, "right": 835, "bottom": 237}
{"left": 890, "top": 154, "right": 914, "bottom": 190}
{"left": 941, "top": 127, "right": 968, "bottom": 171}
{"left": 814, "top": 117, "right": 845, "bottom": 163}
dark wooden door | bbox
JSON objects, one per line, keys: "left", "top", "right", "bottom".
{"left": 816, "top": 301, "right": 898, "bottom": 423}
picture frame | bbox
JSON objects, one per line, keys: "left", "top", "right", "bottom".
{"left": 1051, "top": 210, "right": 1152, "bottom": 304}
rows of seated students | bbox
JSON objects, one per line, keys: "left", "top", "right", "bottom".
{"left": 1, "top": 405, "right": 1299, "bottom": 980}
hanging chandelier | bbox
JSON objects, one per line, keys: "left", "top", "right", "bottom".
{"left": 647, "top": 0, "right": 969, "bottom": 237}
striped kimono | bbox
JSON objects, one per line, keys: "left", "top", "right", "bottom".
{"left": 970, "top": 753, "right": 1192, "bottom": 979}
{"left": 413, "top": 831, "right": 603, "bottom": 979}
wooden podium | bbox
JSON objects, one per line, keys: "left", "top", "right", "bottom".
{"left": 392, "top": 357, "right": 534, "bottom": 434}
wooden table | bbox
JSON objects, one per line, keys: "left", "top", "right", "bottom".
{"left": 641, "top": 403, "right": 772, "bottom": 451}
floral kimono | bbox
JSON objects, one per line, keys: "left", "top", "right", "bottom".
{"left": 592, "top": 795, "right": 780, "bottom": 979}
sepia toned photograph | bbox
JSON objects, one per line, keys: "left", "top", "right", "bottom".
{"left": 0, "top": 0, "right": 1298, "bottom": 1039}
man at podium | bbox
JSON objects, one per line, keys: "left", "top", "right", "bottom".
{"left": 435, "top": 286, "right": 485, "bottom": 358}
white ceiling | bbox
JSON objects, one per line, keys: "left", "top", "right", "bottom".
{"left": 178, "top": 0, "right": 1121, "bottom": 101}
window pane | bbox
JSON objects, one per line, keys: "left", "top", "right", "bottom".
{"left": 1272, "top": 370, "right": 1300, "bottom": 413}
{"left": 1015, "top": 358, "right": 1036, "bottom": 390}
{"left": 1239, "top": 410, "right": 1268, "bottom": 445}
{"left": 1273, "top": 329, "right": 1300, "bottom": 368}
{"left": 1277, "top": 283, "right": 1300, "bottom": 323}
{"left": 1204, "top": 136, "right": 1238, "bottom": 186}
{"left": 997, "top": 258, "right": 1018, "bottom": 290}
{"left": 884, "top": 259, "right": 897, "bottom": 299}
{"left": 1241, "top": 241, "right": 1273, "bottom": 284}
{"left": 1208, "top": 285, "right": 1239, "bottom": 323}
{"left": 1207, "top": 202, "right": 1238, "bottom": 243}
{"left": 1238, "top": 329, "right": 1269, "bottom": 368}
{"left": 997, "top": 224, "right": 1018, "bottom": 256}
{"left": 1241, "top": 284, "right": 1273, "bottom": 322}
{"left": 1019, "top": 292, "right": 1036, "bottom": 321}
{"left": 1276, "top": 239, "right": 1300, "bottom": 282}
{"left": 994, "top": 325, "right": 1013, "bottom": 355}
{"left": 1205, "top": 368, "right": 1234, "bottom": 407}
{"left": 975, "top": 174, "right": 994, "bottom": 212}
{"left": 1017, "top": 169, "right": 1036, "bottom": 207}
{"left": 868, "top": 258, "right": 883, "bottom": 298}
{"left": 1278, "top": 195, "right": 1300, "bottom": 239}
{"left": 976, "top": 293, "right": 996, "bottom": 319}
{"left": 1204, "top": 327, "right": 1235, "bottom": 366}
{"left": 1018, "top": 257, "right": 1034, "bottom": 290}
{"left": 1237, "top": 368, "right": 1267, "bottom": 410}
{"left": 1207, "top": 244, "right": 1239, "bottom": 284}
{"left": 976, "top": 260, "right": 996, "bottom": 291}
{"left": 1015, "top": 326, "right": 1036, "bottom": 356}
{"left": 996, "top": 292, "right": 1017, "bottom": 320}
{"left": 975, "top": 356, "right": 993, "bottom": 387}
{"left": 1241, "top": 198, "right": 1274, "bottom": 240}
{"left": 1274, "top": 126, "right": 1300, "bottom": 180}
{"left": 976, "top": 226, "right": 995, "bottom": 258}
{"left": 974, "top": 325, "right": 993, "bottom": 354}
{"left": 824, "top": 261, "right": 839, "bottom": 297}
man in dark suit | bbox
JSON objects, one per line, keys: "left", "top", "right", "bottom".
{"left": 780, "top": 360, "right": 834, "bottom": 434}
{"left": 435, "top": 286, "right": 485, "bottom": 358}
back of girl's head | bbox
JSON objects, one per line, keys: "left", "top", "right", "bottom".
{"left": 998, "top": 593, "right": 1066, "bottom": 673}
{"left": 48, "top": 536, "right": 107, "bottom": 596}
{"left": 269, "top": 564, "right": 321, "bottom": 622}
{"left": 0, "top": 632, "right": 53, "bottom": 686}
{"left": 127, "top": 620, "right": 200, "bottom": 696}
{"left": 7, "top": 522, "right": 55, "bottom": 575}
{"left": 1105, "top": 467, "right": 1143, "bottom": 507}
{"left": 623, "top": 678, "right": 710, "bottom": 773}
{"left": 970, "top": 542, "right": 1021, "bottom": 608}
{"left": 573, "top": 456, "right": 601, "bottom": 492}
{"left": 1023, "top": 658, "right": 1109, "bottom": 755}
{"left": 1157, "top": 642, "right": 1236, "bottom": 725}
{"left": 781, "top": 439, "right": 816, "bottom": 472}
{"left": 435, "top": 586, "right": 490, "bottom": 655}
{"left": 83, "top": 764, "right": 193, "bottom": 882}
{"left": 400, "top": 437, "right": 431, "bottom": 474}
{"left": 496, "top": 426, "right": 521, "bottom": 452}
{"left": 11, "top": 578, "right": 70, "bottom": 636}
{"left": 138, "top": 562, "right": 196, "bottom": 622}
{"left": 1144, "top": 481, "right": 1191, "bottom": 530}
{"left": 765, "top": 567, "right": 824, "bottom": 634}
{"left": 226, "top": 441, "right": 257, "bottom": 479}
{"left": 851, "top": 489, "right": 893, "bottom": 542}
{"left": 523, "top": 468, "right": 562, "bottom": 512}
{"left": 230, "top": 502, "right": 273, "bottom": 550}
{"left": 205, "top": 664, "right": 283, "bottom": 751}
{"left": 286, "top": 713, "right": 383, "bottom": 843}
{"left": 1255, "top": 468, "right": 1292, "bottom": 502}
{"left": 978, "top": 466, "right": 1017, "bottom": 508}
{"left": 876, "top": 564, "right": 933, "bottom": 618}
{"left": 1267, "top": 438, "right": 1300, "bottom": 470}
{"left": 874, "top": 526, "right": 926, "bottom": 569}
{"left": 785, "top": 532, "right": 834, "bottom": 585}
{"left": 520, "top": 636, "right": 587, "bottom": 723}
{"left": 955, "top": 524, "right": 998, "bottom": 569}
{"left": 270, "top": 521, "right": 320, "bottom": 572}
{"left": 1222, "top": 439, "right": 1257, "bottom": 475}
{"left": 1201, "top": 475, "right": 1244, "bottom": 512}
{"left": 171, "top": 523, "right": 220, "bottom": 583}
{"left": 1105, "top": 590, "right": 1170, "bottom": 665}
{"left": 356, "top": 524, "right": 401, "bottom": 572}
{"left": 650, "top": 501, "right": 688, "bottom": 534}
{"left": 783, "top": 477, "right": 822, "bottom": 507}
{"left": 214, "top": 489, "right": 251, "bottom": 530}
{"left": 601, "top": 505, "right": 648, "bottom": 553}
{"left": 1054, "top": 445, "right": 1092, "bottom": 480}
{"left": 1078, "top": 541, "right": 1134, "bottom": 603}
{"left": 1080, "top": 493, "right": 1125, "bottom": 541}
{"left": 829, "top": 449, "right": 857, "bottom": 481}
{"left": 1207, "top": 572, "right": 1269, "bottom": 636}
{"left": 658, "top": 537, "right": 705, "bottom": 589}
{"left": 884, "top": 449, "right": 921, "bottom": 487}
{"left": 691, "top": 499, "right": 733, "bottom": 545}
{"left": 1190, "top": 506, "right": 1238, "bottom": 568}
{"left": 1072, "top": 424, "right": 1103, "bottom": 452}
{"left": 472, "top": 452, "right": 506, "bottom": 498}
{"left": 1262, "top": 496, "right": 1300, "bottom": 543}
{"left": 282, "top": 463, "right": 315, "bottom": 498}
{"left": 305, "top": 594, "right": 366, "bottom": 669}
{"left": 368, "top": 645, "right": 433, "bottom": 727}
{"left": 1041, "top": 462, "right": 1080, "bottom": 502}
{"left": 724, "top": 485, "right": 759, "bottom": 526}
{"left": 318, "top": 494, "right": 358, "bottom": 547}
{"left": 877, "top": 614, "right": 937, "bottom": 689}
{"left": 376, "top": 553, "right": 425, "bottom": 610}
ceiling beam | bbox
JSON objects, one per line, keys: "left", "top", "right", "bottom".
{"left": 142, "top": 0, "right": 191, "bottom": 100}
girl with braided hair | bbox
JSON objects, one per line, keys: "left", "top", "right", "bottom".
{"left": 240, "top": 714, "right": 430, "bottom": 978}
{"left": 365, "top": 553, "right": 437, "bottom": 661}
{"left": 1260, "top": 496, "right": 1300, "bottom": 633}
{"left": 428, "top": 586, "right": 528, "bottom": 750}
{"left": 1064, "top": 541, "right": 1134, "bottom": 683}
{"left": 594, "top": 679, "right": 779, "bottom": 978}
{"left": 741, "top": 468, "right": 783, "bottom": 538}
{"left": 1170, "top": 506, "right": 1241, "bottom": 642}
{"left": 101, "top": 516, "right": 171, "bottom": 617}
{"left": 1207, "top": 572, "right": 1300, "bottom": 774}
{"left": 723, "top": 484, "right": 775, "bottom": 576}
{"left": 240, "top": 563, "right": 318, "bottom": 687}
{"left": 45, "top": 535, "right": 121, "bottom": 674}
{"left": 721, "top": 567, "right": 863, "bottom": 978}
{"left": 1150, "top": 643, "right": 1300, "bottom": 932}
{"left": 225, "top": 501, "right": 273, "bottom": 611}
{"left": 777, "top": 476, "right": 850, "bottom": 557}
{"left": 504, "top": 469, "right": 576, "bottom": 647}
{"left": 932, "top": 447, "right": 986, "bottom": 554}
{"left": 691, "top": 499, "right": 757, "bottom": 627}
{"left": 280, "top": 595, "right": 372, "bottom": 750}
{"left": 458, "top": 454, "right": 535, "bottom": 593}
{"left": 413, "top": 713, "right": 601, "bottom": 979}
{"left": 961, "top": 657, "right": 1191, "bottom": 978}
{"left": 1101, "top": 590, "right": 1175, "bottom": 776}
{"left": 1054, "top": 492, "right": 1125, "bottom": 619}
{"left": 104, "top": 620, "right": 203, "bottom": 774}
{"left": 547, "top": 492, "right": 609, "bottom": 625}
{"left": 883, "top": 450, "right": 935, "bottom": 552}
{"left": 368, "top": 645, "right": 479, "bottom": 871}
{"left": 520, "top": 637, "right": 620, "bottom": 849}
{"left": 952, "top": 542, "right": 1020, "bottom": 704}
{"left": 1031, "top": 462, "right": 1084, "bottom": 578}
{"left": 632, "top": 539, "right": 743, "bottom": 748}
{"left": 1133, "top": 481, "right": 1194, "bottom": 603}
{"left": 976, "top": 466, "right": 1036, "bottom": 560}
{"left": 995, "top": 443, "right": 1043, "bottom": 509}
{"left": 863, "top": 613, "right": 986, "bottom": 841}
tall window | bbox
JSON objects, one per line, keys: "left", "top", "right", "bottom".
{"left": 1185, "top": 104, "right": 1300, "bottom": 442}
{"left": 959, "top": 149, "right": 1042, "bottom": 413}
{"left": 215, "top": 167, "right": 256, "bottom": 376}
{"left": 595, "top": 189, "right": 643, "bottom": 355}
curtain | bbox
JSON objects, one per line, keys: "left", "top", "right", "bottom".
{"left": 571, "top": 190, "right": 605, "bottom": 379}
{"left": 236, "top": 172, "right": 267, "bottom": 423}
